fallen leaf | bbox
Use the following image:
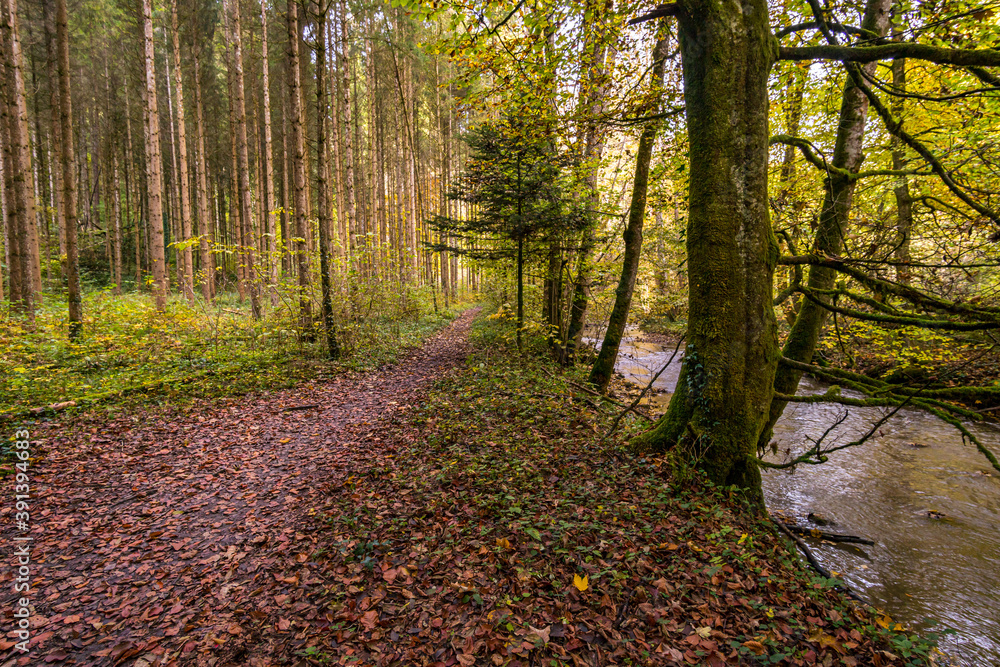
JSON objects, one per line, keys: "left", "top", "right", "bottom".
{"left": 573, "top": 574, "right": 589, "bottom": 592}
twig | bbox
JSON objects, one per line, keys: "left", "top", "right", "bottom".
{"left": 604, "top": 335, "right": 685, "bottom": 441}
{"left": 779, "top": 523, "right": 875, "bottom": 545}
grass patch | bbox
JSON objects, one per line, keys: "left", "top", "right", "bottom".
{"left": 0, "top": 287, "right": 467, "bottom": 422}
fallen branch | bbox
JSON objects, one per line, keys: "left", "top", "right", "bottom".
{"left": 780, "top": 523, "right": 875, "bottom": 545}
{"left": 772, "top": 519, "right": 868, "bottom": 604}
{"left": 280, "top": 404, "right": 320, "bottom": 412}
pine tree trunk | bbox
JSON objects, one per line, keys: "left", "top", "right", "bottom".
{"left": 2, "top": 0, "right": 39, "bottom": 316}
{"left": 631, "top": 0, "right": 778, "bottom": 505}
{"left": 287, "top": 0, "right": 312, "bottom": 334}
{"left": 112, "top": 154, "right": 122, "bottom": 294}
{"left": 56, "top": 0, "right": 82, "bottom": 337}
{"left": 312, "top": 4, "right": 340, "bottom": 358}
{"left": 141, "top": 0, "right": 169, "bottom": 310}
{"left": 192, "top": 45, "right": 214, "bottom": 301}
{"left": 225, "top": 0, "right": 261, "bottom": 318}
{"left": 170, "top": 0, "right": 195, "bottom": 302}
{"left": 260, "top": 0, "right": 278, "bottom": 304}
{"left": 338, "top": 0, "right": 357, "bottom": 270}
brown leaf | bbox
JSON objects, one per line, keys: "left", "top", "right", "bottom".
{"left": 360, "top": 610, "right": 379, "bottom": 631}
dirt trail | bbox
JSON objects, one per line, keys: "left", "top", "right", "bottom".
{"left": 1, "top": 309, "right": 478, "bottom": 667}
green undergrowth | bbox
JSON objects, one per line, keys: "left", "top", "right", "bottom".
{"left": 0, "top": 287, "right": 467, "bottom": 423}
{"left": 310, "top": 314, "right": 939, "bottom": 666}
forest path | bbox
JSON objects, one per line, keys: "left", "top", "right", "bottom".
{"left": 1, "top": 309, "right": 478, "bottom": 667}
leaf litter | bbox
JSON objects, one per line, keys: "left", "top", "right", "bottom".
{"left": 1, "top": 309, "right": 935, "bottom": 666}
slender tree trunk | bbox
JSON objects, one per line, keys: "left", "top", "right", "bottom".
{"left": 287, "top": 0, "right": 312, "bottom": 334}
{"left": 111, "top": 154, "right": 122, "bottom": 294}
{"left": 588, "top": 36, "right": 668, "bottom": 391}
{"left": 631, "top": 0, "right": 778, "bottom": 505}
{"left": 141, "top": 0, "right": 168, "bottom": 310}
{"left": 564, "top": 3, "right": 615, "bottom": 364}
{"left": 338, "top": 0, "right": 357, "bottom": 269}
{"left": 312, "top": 3, "right": 339, "bottom": 357}
{"left": 260, "top": 0, "right": 278, "bottom": 304}
{"left": 225, "top": 0, "right": 261, "bottom": 318}
{"left": 758, "top": 0, "right": 892, "bottom": 450}
{"left": 56, "top": 0, "right": 81, "bottom": 337}
{"left": 2, "top": 0, "right": 39, "bottom": 316}
{"left": 170, "top": 0, "right": 195, "bottom": 302}
{"left": 192, "top": 45, "right": 214, "bottom": 301}
{"left": 891, "top": 55, "right": 912, "bottom": 283}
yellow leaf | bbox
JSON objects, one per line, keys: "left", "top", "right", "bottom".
{"left": 696, "top": 626, "right": 712, "bottom": 639}
{"left": 573, "top": 574, "right": 589, "bottom": 592}
{"left": 496, "top": 537, "right": 512, "bottom": 550}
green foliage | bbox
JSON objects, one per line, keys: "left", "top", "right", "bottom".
{"left": 0, "top": 287, "right": 464, "bottom": 420}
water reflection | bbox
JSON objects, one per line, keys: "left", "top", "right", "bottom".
{"left": 597, "top": 331, "right": 1000, "bottom": 666}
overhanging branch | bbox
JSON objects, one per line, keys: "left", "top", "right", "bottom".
{"left": 779, "top": 43, "right": 1000, "bottom": 67}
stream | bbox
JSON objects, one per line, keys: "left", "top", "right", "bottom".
{"left": 601, "top": 332, "right": 1000, "bottom": 666}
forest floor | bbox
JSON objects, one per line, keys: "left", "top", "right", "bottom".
{"left": 0, "top": 309, "right": 941, "bottom": 667}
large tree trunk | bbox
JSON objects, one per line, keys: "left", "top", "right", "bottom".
{"left": 287, "top": 0, "right": 312, "bottom": 334}
{"left": 225, "top": 0, "right": 261, "bottom": 318}
{"left": 757, "top": 0, "right": 892, "bottom": 451}
{"left": 313, "top": 4, "right": 340, "bottom": 358}
{"left": 141, "top": 0, "right": 169, "bottom": 310}
{"left": 588, "top": 36, "right": 668, "bottom": 391}
{"left": 2, "top": 0, "right": 39, "bottom": 316}
{"left": 170, "top": 0, "right": 195, "bottom": 302}
{"left": 632, "top": 0, "right": 778, "bottom": 505}
{"left": 56, "top": 0, "right": 82, "bottom": 338}
{"left": 563, "top": 0, "right": 615, "bottom": 364}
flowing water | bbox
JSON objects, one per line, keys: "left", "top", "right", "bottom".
{"left": 600, "top": 332, "right": 1000, "bottom": 666}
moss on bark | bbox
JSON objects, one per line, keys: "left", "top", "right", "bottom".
{"left": 631, "top": 0, "right": 778, "bottom": 508}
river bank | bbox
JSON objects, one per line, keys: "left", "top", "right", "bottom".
{"left": 601, "top": 328, "right": 999, "bottom": 666}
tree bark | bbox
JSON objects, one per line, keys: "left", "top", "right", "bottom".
{"left": 631, "top": 0, "right": 778, "bottom": 505}
{"left": 312, "top": 2, "right": 340, "bottom": 358}
{"left": 287, "top": 0, "right": 312, "bottom": 334}
{"left": 170, "top": 0, "right": 195, "bottom": 302}
{"left": 192, "top": 42, "right": 214, "bottom": 301}
{"left": 891, "top": 54, "right": 912, "bottom": 283}
{"left": 225, "top": 0, "right": 261, "bottom": 318}
{"left": 2, "top": 0, "right": 39, "bottom": 315}
{"left": 42, "top": 2, "right": 66, "bottom": 282}
{"left": 141, "top": 0, "right": 169, "bottom": 310}
{"left": 588, "top": 36, "right": 668, "bottom": 391}
{"left": 56, "top": 0, "right": 82, "bottom": 337}
{"left": 260, "top": 0, "right": 278, "bottom": 304}
{"left": 338, "top": 0, "right": 357, "bottom": 269}
{"left": 758, "top": 0, "right": 892, "bottom": 451}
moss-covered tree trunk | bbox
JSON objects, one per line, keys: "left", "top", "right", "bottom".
{"left": 757, "top": 0, "right": 892, "bottom": 451}
{"left": 632, "top": 0, "right": 778, "bottom": 504}
{"left": 588, "top": 37, "right": 667, "bottom": 391}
